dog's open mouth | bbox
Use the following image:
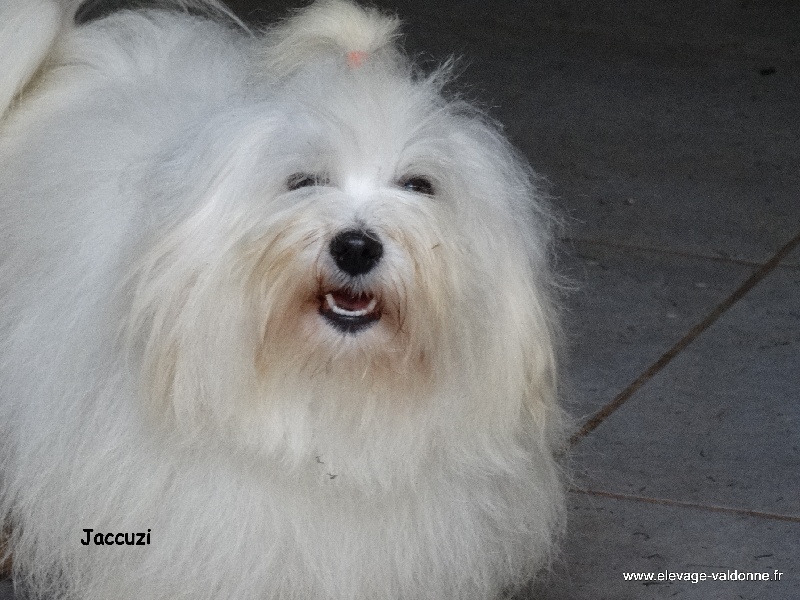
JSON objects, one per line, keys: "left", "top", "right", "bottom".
{"left": 319, "top": 289, "right": 380, "bottom": 334}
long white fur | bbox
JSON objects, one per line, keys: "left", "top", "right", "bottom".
{"left": 0, "top": 1, "right": 566, "bottom": 599}
{"left": 0, "top": 0, "right": 66, "bottom": 119}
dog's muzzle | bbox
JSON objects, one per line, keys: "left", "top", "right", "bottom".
{"left": 319, "top": 229, "right": 383, "bottom": 334}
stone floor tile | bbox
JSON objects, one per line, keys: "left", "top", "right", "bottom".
{"left": 524, "top": 491, "right": 799, "bottom": 600}
{"left": 0, "top": 581, "right": 12, "bottom": 600}
{"left": 782, "top": 251, "right": 800, "bottom": 268}
{"left": 562, "top": 241, "right": 752, "bottom": 419}
{"left": 573, "top": 266, "right": 800, "bottom": 516}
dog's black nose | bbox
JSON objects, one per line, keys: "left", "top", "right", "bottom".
{"left": 329, "top": 229, "right": 383, "bottom": 276}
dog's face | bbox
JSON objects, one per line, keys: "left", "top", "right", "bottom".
{"left": 126, "top": 45, "right": 556, "bottom": 470}
{"left": 243, "top": 67, "right": 461, "bottom": 378}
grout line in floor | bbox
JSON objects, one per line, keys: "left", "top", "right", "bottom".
{"left": 571, "top": 488, "right": 800, "bottom": 524}
{"left": 562, "top": 236, "right": 800, "bottom": 269}
{"left": 568, "top": 230, "right": 800, "bottom": 448}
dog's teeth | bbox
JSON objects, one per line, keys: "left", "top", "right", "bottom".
{"left": 325, "top": 293, "right": 376, "bottom": 317}
{"left": 325, "top": 293, "right": 341, "bottom": 313}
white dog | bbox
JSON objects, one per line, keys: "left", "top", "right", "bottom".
{"left": 0, "top": 1, "right": 565, "bottom": 598}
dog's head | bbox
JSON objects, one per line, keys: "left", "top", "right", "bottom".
{"left": 125, "top": 1, "right": 560, "bottom": 473}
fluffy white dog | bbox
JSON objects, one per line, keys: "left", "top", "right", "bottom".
{"left": 0, "top": 1, "right": 565, "bottom": 598}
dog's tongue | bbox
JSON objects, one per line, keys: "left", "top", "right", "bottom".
{"left": 330, "top": 290, "right": 373, "bottom": 311}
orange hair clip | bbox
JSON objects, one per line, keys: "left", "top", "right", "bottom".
{"left": 346, "top": 50, "right": 368, "bottom": 68}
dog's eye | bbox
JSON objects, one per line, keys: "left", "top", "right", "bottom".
{"left": 287, "top": 173, "right": 328, "bottom": 191}
{"left": 398, "top": 176, "right": 435, "bottom": 196}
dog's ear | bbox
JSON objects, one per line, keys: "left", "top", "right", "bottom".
{"left": 260, "top": 0, "right": 402, "bottom": 78}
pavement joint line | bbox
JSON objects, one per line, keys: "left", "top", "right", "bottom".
{"left": 562, "top": 236, "right": 800, "bottom": 269}
{"left": 571, "top": 488, "right": 800, "bottom": 523}
{"left": 569, "top": 229, "right": 800, "bottom": 448}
